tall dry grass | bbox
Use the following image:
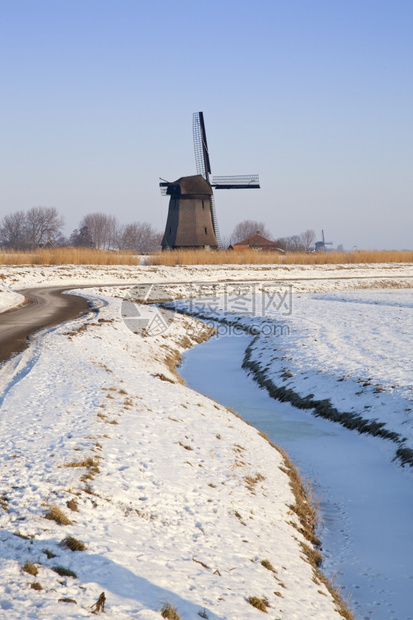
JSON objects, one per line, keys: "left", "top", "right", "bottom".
{"left": 149, "top": 249, "right": 413, "bottom": 266}
{"left": 0, "top": 248, "right": 141, "bottom": 266}
{"left": 1, "top": 247, "right": 412, "bottom": 266}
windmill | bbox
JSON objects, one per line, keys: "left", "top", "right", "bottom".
{"left": 160, "top": 112, "right": 260, "bottom": 250}
{"left": 315, "top": 229, "right": 333, "bottom": 252}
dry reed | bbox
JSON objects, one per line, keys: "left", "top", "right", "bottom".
{"left": 0, "top": 248, "right": 140, "bottom": 265}
{"left": 0, "top": 247, "right": 412, "bottom": 266}
{"left": 149, "top": 249, "right": 413, "bottom": 266}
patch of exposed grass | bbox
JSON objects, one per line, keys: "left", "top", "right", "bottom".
{"left": 13, "top": 531, "right": 34, "bottom": 540}
{"left": 64, "top": 456, "right": 100, "bottom": 470}
{"left": 248, "top": 596, "right": 269, "bottom": 612}
{"left": 234, "top": 510, "right": 247, "bottom": 526}
{"left": 160, "top": 601, "right": 181, "bottom": 619}
{"left": 23, "top": 562, "right": 38, "bottom": 576}
{"left": 42, "top": 548, "right": 56, "bottom": 559}
{"left": 52, "top": 566, "right": 77, "bottom": 578}
{"left": 65, "top": 456, "right": 100, "bottom": 482}
{"left": 66, "top": 498, "right": 79, "bottom": 512}
{"left": 155, "top": 372, "right": 175, "bottom": 384}
{"left": 245, "top": 472, "right": 265, "bottom": 492}
{"left": 178, "top": 441, "right": 193, "bottom": 451}
{"left": 261, "top": 559, "right": 276, "bottom": 573}
{"left": 61, "top": 536, "right": 87, "bottom": 551}
{"left": 31, "top": 582, "right": 43, "bottom": 590}
{"left": 44, "top": 505, "right": 72, "bottom": 526}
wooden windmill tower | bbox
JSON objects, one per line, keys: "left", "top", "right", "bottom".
{"left": 160, "top": 112, "right": 260, "bottom": 250}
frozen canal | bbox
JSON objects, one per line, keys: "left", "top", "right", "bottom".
{"left": 180, "top": 332, "right": 413, "bottom": 620}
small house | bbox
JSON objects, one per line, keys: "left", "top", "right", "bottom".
{"left": 230, "top": 232, "right": 282, "bottom": 252}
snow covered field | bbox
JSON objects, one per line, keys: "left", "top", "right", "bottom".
{"left": 0, "top": 262, "right": 412, "bottom": 618}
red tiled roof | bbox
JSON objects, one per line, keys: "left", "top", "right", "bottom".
{"left": 233, "top": 233, "right": 276, "bottom": 247}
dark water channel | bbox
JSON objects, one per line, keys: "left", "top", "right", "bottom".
{"left": 179, "top": 332, "right": 413, "bottom": 620}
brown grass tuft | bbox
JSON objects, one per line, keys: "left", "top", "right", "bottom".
{"left": 42, "top": 548, "right": 56, "bottom": 559}
{"left": 160, "top": 601, "right": 181, "bottom": 619}
{"left": 66, "top": 498, "right": 79, "bottom": 512}
{"left": 31, "top": 582, "right": 43, "bottom": 590}
{"left": 248, "top": 596, "right": 269, "bottom": 612}
{"left": 52, "top": 565, "right": 77, "bottom": 578}
{"left": 23, "top": 562, "right": 38, "bottom": 576}
{"left": 61, "top": 536, "right": 87, "bottom": 551}
{"left": 260, "top": 559, "right": 276, "bottom": 573}
{"left": 178, "top": 441, "right": 193, "bottom": 451}
{"left": 65, "top": 456, "right": 98, "bottom": 467}
{"left": 245, "top": 472, "right": 266, "bottom": 492}
{"left": 0, "top": 494, "right": 9, "bottom": 512}
{"left": 13, "top": 531, "right": 34, "bottom": 540}
{"left": 44, "top": 505, "right": 72, "bottom": 526}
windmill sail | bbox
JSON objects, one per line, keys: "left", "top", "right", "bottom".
{"left": 193, "top": 111, "right": 221, "bottom": 246}
{"left": 193, "top": 112, "right": 211, "bottom": 182}
{"left": 212, "top": 174, "right": 260, "bottom": 189}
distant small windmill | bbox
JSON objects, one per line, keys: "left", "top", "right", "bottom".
{"left": 315, "top": 229, "right": 333, "bottom": 252}
{"left": 160, "top": 112, "right": 260, "bottom": 250}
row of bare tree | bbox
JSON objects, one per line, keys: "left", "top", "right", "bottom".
{"left": 0, "top": 208, "right": 162, "bottom": 253}
{"left": 70, "top": 213, "right": 162, "bottom": 253}
{"left": 0, "top": 207, "right": 64, "bottom": 250}
{"left": 0, "top": 209, "right": 317, "bottom": 253}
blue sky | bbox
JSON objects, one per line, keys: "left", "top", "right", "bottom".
{"left": 1, "top": 0, "right": 412, "bottom": 249}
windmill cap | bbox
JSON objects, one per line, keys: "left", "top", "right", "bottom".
{"left": 166, "top": 175, "right": 212, "bottom": 196}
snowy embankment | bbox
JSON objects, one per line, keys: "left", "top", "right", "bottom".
{"left": 172, "top": 267, "right": 413, "bottom": 468}
{"left": 0, "top": 269, "right": 354, "bottom": 619}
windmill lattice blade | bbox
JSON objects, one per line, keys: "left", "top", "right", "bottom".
{"left": 193, "top": 112, "right": 211, "bottom": 181}
{"left": 210, "top": 194, "right": 222, "bottom": 248}
{"left": 212, "top": 174, "right": 260, "bottom": 189}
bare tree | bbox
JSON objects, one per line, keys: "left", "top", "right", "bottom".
{"left": 285, "top": 235, "right": 305, "bottom": 252}
{"left": 118, "top": 222, "right": 162, "bottom": 253}
{"left": 24, "top": 206, "right": 64, "bottom": 248}
{"left": 300, "top": 229, "right": 316, "bottom": 251}
{"left": 231, "top": 220, "right": 273, "bottom": 244}
{"left": 80, "top": 213, "right": 120, "bottom": 249}
{"left": 272, "top": 237, "right": 289, "bottom": 252}
{"left": 0, "top": 211, "right": 27, "bottom": 248}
